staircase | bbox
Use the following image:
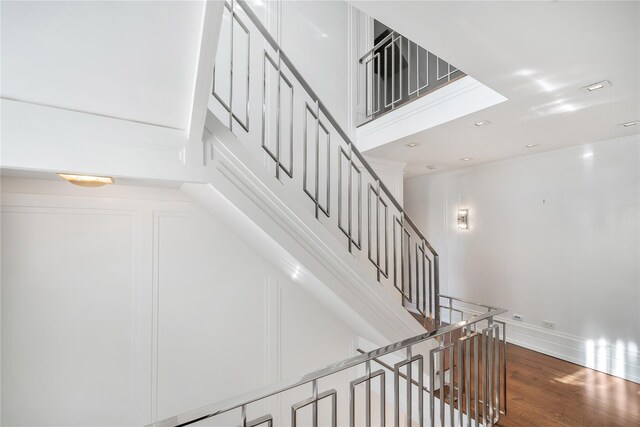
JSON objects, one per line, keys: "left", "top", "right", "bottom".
{"left": 150, "top": 1, "right": 508, "bottom": 426}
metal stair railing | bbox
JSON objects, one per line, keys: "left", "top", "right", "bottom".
{"left": 210, "top": 0, "right": 441, "bottom": 325}
{"left": 358, "top": 26, "right": 466, "bottom": 126}
{"left": 147, "top": 298, "right": 507, "bottom": 427}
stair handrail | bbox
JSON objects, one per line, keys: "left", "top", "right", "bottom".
{"left": 146, "top": 304, "right": 507, "bottom": 427}
{"left": 230, "top": 0, "right": 441, "bottom": 323}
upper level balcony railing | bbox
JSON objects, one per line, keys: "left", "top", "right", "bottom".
{"left": 358, "top": 28, "right": 466, "bottom": 126}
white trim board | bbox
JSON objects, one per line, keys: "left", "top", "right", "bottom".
{"left": 190, "top": 113, "right": 434, "bottom": 351}
{"left": 457, "top": 309, "right": 640, "bottom": 384}
{"left": 356, "top": 76, "right": 507, "bottom": 152}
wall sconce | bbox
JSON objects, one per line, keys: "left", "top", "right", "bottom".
{"left": 457, "top": 209, "right": 469, "bottom": 230}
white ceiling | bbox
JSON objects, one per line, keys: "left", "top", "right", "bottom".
{"left": 351, "top": 1, "right": 640, "bottom": 176}
{"left": 1, "top": 1, "right": 205, "bottom": 130}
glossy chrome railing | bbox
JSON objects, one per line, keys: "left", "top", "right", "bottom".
{"left": 358, "top": 29, "right": 465, "bottom": 125}
{"left": 210, "top": 0, "right": 441, "bottom": 325}
{"left": 148, "top": 300, "right": 507, "bottom": 427}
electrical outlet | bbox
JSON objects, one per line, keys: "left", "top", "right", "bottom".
{"left": 542, "top": 320, "right": 556, "bottom": 330}
{"left": 512, "top": 313, "right": 524, "bottom": 322}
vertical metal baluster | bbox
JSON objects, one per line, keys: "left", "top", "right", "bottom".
{"left": 275, "top": 50, "right": 281, "bottom": 180}
{"left": 366, "top": 361, "right": 371, "bottom": 427}
{"left": 244, "top": 15, "right": 250, "bottom": 131}
{"left": 482, "top": 327, "right": 487, "bottom": 425}
{"left": 400, "top": 215, "right": 405, "bottom": 302}
{"left": 314, "top": 101, "right": 320, "bottom": 219}
{"left": 434, "top": 254, "right": 440, "bottom": 325}
{"left": 448, "top": 345, "right": 454, "bottom": 427}
{"left": 406, "top": 347, "right": 412, "bottom": 427}
{"left": 495, "top": 326, "right": 500, "bottom": 422}
{"left": 325, "top": 125, "right": 330, "bottom": 217}
{"left": 303, "top": 104, "right": 308, "bottom": 197}
{"left": 376, "top": 180, "right": 381, "bottom": 281}
{"left": 261, "top": 52, "right": 267, "bottom": 160}
{"left": 381, "top": 370, "right": 386, "bottom": 427}
{"left": 416, "top": 42, "right": 420, "bottom": 97}
{"left": 384, "top": 43, "right": 388, "bottom": 111}
{"left": 393, "top": 218, "right": 398, "bottom": 295}
{"left": 391, "top": 36, "right": 395, "bottom": 109}
{"left": 312, "top": 380, "right": 318, "bottom": 427}
{"left": 331, "top": 390, "right": 337, "bottom": 427}
{"left": 350, "top": 374, "right": 355, "bottom": 427}
{"left": 241, "top": 404, "right": 247, "bottom": 427}
{"left": 465, "top": 334, "right": 471, "bottom": 427}
{"left": 414, "top": 243, "right": 419, "bottom": 313}
{"left": 422, "top": 244, "right": 427, "bottom": 315}
{"left": 347, "top": 144, "right": 353, "bottom": 253}
{"left": 487, "top": 319, "right": 494, "bottom": 425}
{"left": 228, "top": 0, "right": 235, "bottom": 131}
{"left": 429, "top": 349, "right": 435, "bottom": 427}
{"left": 439, "top": 345, "right": 445, "bottom": 427}
{"left": 365, "top": 57, "right": 370, "bottom": 118}
{"left": 458, "top": 336, "right": 464, "bottom": 427}
{"left": 400, "top": 36, "right": 404, "bottom": 102}
{"left": 395, "top": 358, "right": 400, "bottom": 427}
{"left": 377, "top": 54, "right": 381, "bottom": 114}
{"left": 502, "top": 323, "right": 507, "bottom": 415}
{"left": 358, "top": 160, "right": 362, "bottom": 249}
{"left": 419, "top": 356, "right": 424, "bottom": 427}
{"left": 474, "top": 333, "right": 480, "bottom": 427}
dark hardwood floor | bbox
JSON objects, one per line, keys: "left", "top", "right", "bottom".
{"left": 498, "top": 343, "right": 640, "bottom": 427}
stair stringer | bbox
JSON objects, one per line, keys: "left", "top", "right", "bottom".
{"left": 188, "top": 111, "right": 437, "bottom": 357}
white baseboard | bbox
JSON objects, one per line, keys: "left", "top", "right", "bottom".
{"left": 480, "top": 313, "right": 640, "bottom": 384}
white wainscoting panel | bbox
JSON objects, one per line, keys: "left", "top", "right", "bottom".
{"left": 1, "top": 177, "right": 361, "bottom": 426}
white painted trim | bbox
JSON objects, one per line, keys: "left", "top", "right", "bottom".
{"left": 461, "top": 308, "right": 640, "bottom": 384}
{"left": 187, "top": 1, "right": 225, "bottom": 145}
{"left": 363, "top": 155, "right": 407, "bottom": 173}
{"left": 356, "top": 76, "right": 507, "bottom": 152}
{"left": 193, "top": 113, "right": 434, "bottom": 349}
{"left": 0, "top": 98, "right": 188, "bottom": 180}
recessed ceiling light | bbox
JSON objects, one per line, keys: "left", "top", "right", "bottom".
{"left": 619, "top": 120, "right": 639, "bottom": 127}
{"left": 57, "top": 173, "right": 114, "bottom": 187}
{"left": 460, "top": 157, "right": 472, "bottom": 161}
{"left": 406, "top": 143, "right": 418, "bottom": 148}
{"left": 582, "top": 80, "right": 611, "bottom": 92}
{"left": 474, "top": 120, "right": 491, "bottom": 127}
{"left": 426, "top": 165, "right": 438, "bottom": 170}
{"left": 525, "top": 143, "right": 538, "bottom": 148}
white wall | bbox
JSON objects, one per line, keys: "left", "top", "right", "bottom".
{"left": 0, "top": 177, "right": 359, "bottom": 426}
{"left": 404, "top": 135, "right": 640, "bottom": 383}
{"left": 241, "top": 0, "right": 351, "bottom": 131}
{"left": 364, "top": 155, "right": 406, "bottom": 205}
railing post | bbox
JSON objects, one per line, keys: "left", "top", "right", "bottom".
{"left": 434, "top": 254, "right": 440, "bottom": 325}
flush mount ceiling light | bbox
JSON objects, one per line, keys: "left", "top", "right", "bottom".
{"left": 406, "top": 143, "right": 419, "bottom": 148}
{"left": 460, "top": 157, "right": 472, "bottom": 161}
{"left": 525, "top": 143, "right": 538, "bottom": 148}
{"left": 582, "top": 80, "right": 611, "bottom": 93}
{"left": 619, "top": 120, "right": 639, "bottom": 127}
{"left": 57, "top": 173, "right": 114, "bottom": 187}
{"left": 474, "top": 120, "right": 491, "bottom": 127}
